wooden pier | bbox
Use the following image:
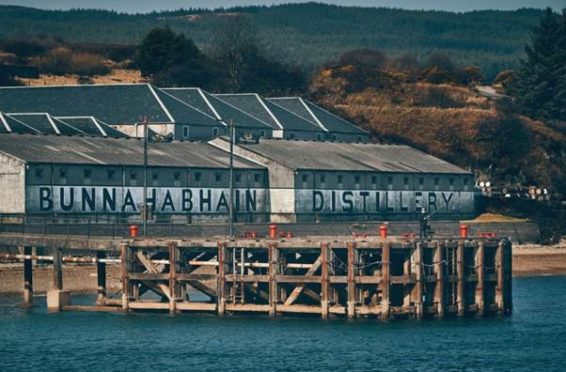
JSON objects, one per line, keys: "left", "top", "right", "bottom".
{"left": 0, "top": 234, "right": 512, "bottom": 319}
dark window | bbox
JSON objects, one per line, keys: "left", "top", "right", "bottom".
{"left": 331, "top": 134, "right": 337, "bottom": 140}
{"left": 434, "top": 177, "right": 440, "bottom": 186}
{"left": 130, "top": 172, "right": 137, "bottom": 180}
{"left": 254, "top": 173, "right": 261, "bottom": 183}
{"left": 316, "top": 133, "right": 322, "bottom": 141}
{"left": 84, "top": 169, "right": 92, "bottom": 178}
{"left": 235, "top": 174, "right": 242, "bottom": 182}
{"left": 320, "top": 174, "right": 326, "bottom": 183}
{"left": 215, "top": 172, "right": 222, "bottom": 182}
{"left": 354, "top": 175, "right": 361, "bottom": 184}
{"left": 35, "top": 169, "right": 43, "bottom": 178}
{"left": 152, "top": 173, "right": 158, "bottom": 181}
{"left": 371, "top": 175, "right": 377, "bottom": 184}
{"left": 107, "top": 170, "right": 115, "bottom": 180}
{"left": 174, "top": 172, "right": 180, "bottom": 181}
{"left": 182, "top": 126, "right": 190, "bottom": 138}
{"left": 302, "top": 174, "right": 308, "bottom": 183}
{"left": 337, "top": 175, "right": 343, "bottom": 183}
{"left": 260, "top": 130, "right": 266, "bottom": 137}
{"left": 404, "top": 177, "right": 409, "bottom": 185}
{"left": 464, "top": 178, "right": 469, "bottom": 185}
{"left": 388, "top": 176, "right": 393, "bottom": 185}
{"left": 195, "top": 172, "right": 201, "bottom": 182}
{"left": 60, "top": 169, "right": 67, "bottom": 178}
{"left": 357, "top": 136, "right": 362, "bottom": 142}
{"left": 419, "top": 177, "right": 424, "bottom": 186}
{"left": 289, "top": 133, "right": 295, "bottom": 139}
{"left": 449, "top": 178, "right": 454, "bottom": 186}
{"left": 212, "top": 128, "right": 219, "bottom": 136}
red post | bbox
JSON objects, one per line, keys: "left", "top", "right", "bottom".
{"left": 459, "top": 224, "right": 468, "bottom": 239}
{"left": 379, "top": 224, "right": 388, "bottom": 239}
{"left": 129, "top": 225, "right": 139, "bottom": 238}
{"left": 268, "top": 224, "right": 277, "bottom": 239}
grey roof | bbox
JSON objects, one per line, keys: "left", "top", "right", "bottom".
{"left": 203, "top": 92, "right": 274, "bottom": 130}
{"left": 155, "top": 89, "right": 223, "bottom": 127}
{"left": 214, "top": 94, "right": 281, "bottom": 129}
{"left": 0, "top": 84, "right": 173, "bottom": 125}
{"left": 263, "top": 100, "right": 325, "bottom": 132}
{"left": 0, "top": 134, "right": 263, "bottom": 169}
{"left": 236, "top": 139, "right": 469, "bottom": 174}
{"left": 0, "top": 113, "right": 40, "bottom": 134}
{"left": 162, "top": 88, "right": 219, "bottom": 119}
{"left": 7, "top": 113, "right": 59, "bottom": 134}
{"left": 55, "top": 117, "right": 129, "bottom": 138}
{"left": 268, "top": 97, "right": 369, "bottom": 135}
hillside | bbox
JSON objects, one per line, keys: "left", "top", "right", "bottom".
{"left": 310, "top": 64, "right": 566, "bottom": 195}
{"left": 0, "top": 4, "right": 545, "bottom": 79}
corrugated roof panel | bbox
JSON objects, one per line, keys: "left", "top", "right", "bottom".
{"left": 303, "top": 100, "right": 368, "bottom": 135}
{"left": 0, "top": 134, "right": 263, "bottom": 169}
{"left": 161, "top": 88, "right": 218, "bottom": 119}
{"left": 203, "top": 92, "right": 274, "bottom": 130}
{"left": 214, "top": 94, "right": 280, "bottom": 129}
{"left": 155, "top": 89, "right": 222, "bottom": 127}
{"left": 7, "top": 113, "right": 58, "bottom": 134}
{"left": 56, "top": 117, "right": 103, "bottom": 136}
{"left": 267, "top": 97, "right": 318, "bottom": 125}
{"left": 263, "top": 100, "right": 324, "bottom": 132}
{"left": 237, "top": 139, "right": 469, "bottom": 174}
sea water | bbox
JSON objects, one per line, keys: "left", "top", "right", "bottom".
{"left": 1, "top": 276, "right": 565, "bottom": 371}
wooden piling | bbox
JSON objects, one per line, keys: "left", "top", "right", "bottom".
{"left": 346, "top": 242, "right": 356, "bottom": 319}
{"left": 434, "top": 241, "right": 445, "bottom": 318}
{"left": 169, "top": 241, "right": 180, "bottom": 314}
{"left": 456, "top": 241, "right": 465, "bottom": 316}
{"left": 381, "top": 243, "right": 390, "bottom": 321}
{"left": 475, "top": 242, "right": 485, "bottom": 316}
{"left": 120, "top": 242, "right": 130, "bottom": 312}
{"left": 495, "top": 240, "right": 504, "bottom": 315}
{"left": 413, "top": 242, "right": 424, "bottom": 319}
{"left": 320, "top": 242, "right": 330, "bottom": 319}
{"left": 52, "top": 248, "right": 63, "bottom": 291}
{"left": 268, "top": 243, "right": 279, "bottom": 317}
{"left": 96, "top": 251, "right": 107, "bottom": 305}
{"left": 217, "top": 242, "right": 227, "bottom": 316}
{"left": 22, "top": 246, "right": 33, "bottom": 307}
{"left": 503, "top": 240, "right": 513, "bottom": 315}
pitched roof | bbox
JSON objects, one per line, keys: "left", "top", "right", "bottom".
{"left": 263, "top": 100, "right": 325, "bottom": 132}
{"left": 0, "top": 84, "right": 173, "bottom": 125}
{"left": 55, "top": 117, "right": 129, "bottom": 138}
{"left": 214, "top": 93, "right": 282, "bottom": 129}
{"left": 231, "top": 138, "right": 469, "bottom": 174}
{"left": 0, "top": 134, "right": 263, "bottom": 169}
{"left": 268, "top": 97, "right": 369, "bottom": 135}
{"left": 155, "top": 89, "right": 223, "bottom": 127}
{"left": 161, "top": 88, "right": 220, "bottom": 119}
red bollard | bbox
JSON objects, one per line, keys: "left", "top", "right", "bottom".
{"left": 268, "top": 224, "right": 277, "bottom": 239}
{"left": 460, "top": 224, "right": 469, "bottom": 239}
{"left": 379, "top": 224, "right": 388, "bottom": 239}
{"left": 129, "top": 224, "right": 139, "bottom": 238}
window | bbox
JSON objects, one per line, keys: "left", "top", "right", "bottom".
{"left": 84, "top": 169, "right": 92, "bottom": 178}
{"left": 289, "top": 133, "right": 295, "bottom": 139}
{"left": 195, "top": 172, "right": 201, "bottom": 182}
{"left": 215, "top": 172, "right": 222, "bottom": 182}
{"left": 357, "top": 136, "right": 362, "bottom": 142}
{"left": 260, "top": 130, "right": 266, "bottom": 137}
{"left": 388, "top": 176, "right": 393, "bottom": 185}
{"left": 174, "top": 172, "right": 180, "bottom": 181}
{"left": 434, "top": 177, "right": 440, "bottom": 186}
{"left": 254, "top": 173, "right": 261, "bottom": 183}
{"left": 235, "top": 174, "right": 242, "bottom": 182}
{"left": 130, "top": 172, "right": 137, "bottom": 180}
{"left": 449, "top": 178, "right": 454, "bottom": 186}
{"left": 152, "top": 173, "right": 158, "bottom": 181}
{"left": 212, "top": 128, "right": 219, "bottom": 137}
{"left": 316, "top": 133, "right": 322, "bottom": 141}
{"left": 419, "top": 177, "right": 424, "bottom": 186}
{"left": 182, "top": 126, "right": 190, "bottom": 139}
{"left": 404, "top": 177, "right": 409, "bottom": 185}
{"left": 331, "top": 134, "right": 337, "bottom": 141}
{"left": 320, "top": 174, "right": 326, "bottom": 183}
{"left": 354, "top": 175, "right": 361, "bottom": 184}
{"left": 35, "top": 169, "right": 43, "bottom": 178}
{"left": 302, "top": 174, "right": 308, "bottom": 183}
{"left": 60, "top": 169, "right": 67, "bottom": 178}
{"left": 107, "top": 170, "right": 115, "bottom": 180}
{"left": 464, "top": 178, "right": 469, "bottom": 186}
{"left": 371, "top": 175, "right": 377, "bottom": 184}
{"left": 337, "top": 175, "right": 343, "bottom": 184}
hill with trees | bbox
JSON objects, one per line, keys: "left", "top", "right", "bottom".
{"left": 0, "top": 4, "right": 547, "bottom": 80}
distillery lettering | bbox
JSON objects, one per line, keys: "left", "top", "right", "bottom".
{"left": 301, "top": 190, "right": 469, "bottom": 214}
{"left": 27, "top": 186, "right": 265, "bottom": 214}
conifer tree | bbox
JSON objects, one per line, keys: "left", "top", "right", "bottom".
{"left": 514, "top": 8, "right": 566, "bottom": 122}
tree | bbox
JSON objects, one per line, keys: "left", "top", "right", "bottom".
{"left": 136, "top": 27, "right": 203, "bottom": 77}
{"left": 336, "top": 48, "right": 387, "bottom": 70}
{"left": 513, "top": 8, "right": 566, "bottom": 122}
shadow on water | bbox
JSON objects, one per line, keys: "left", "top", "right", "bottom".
{"left": 1, "top": 276, "right": 565, "bottom": 371}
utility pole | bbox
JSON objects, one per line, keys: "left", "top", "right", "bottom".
{"left": 142, "top": 116, "right": 148, "bottom": 238}
{"left": 228, "top": 120, "right": 235, "bottom": 239}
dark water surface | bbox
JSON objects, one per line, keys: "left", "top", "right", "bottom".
{"left": 1, "top": 276, "right": 565, "bottom": 371}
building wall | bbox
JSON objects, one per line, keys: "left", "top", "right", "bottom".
{"left": 325, "top": 133, "right": 371, "bottom": 143}
{"left": 24, "top": 163, "right": 270, "bottom": 223}
{"left": 0, "top": 154, "right": 25, "bottom": 214}
{"left": 174, "top": 124, "right": 227, "bottom": 140}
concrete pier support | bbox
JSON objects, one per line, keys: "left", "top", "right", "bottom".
{"left": 47, "top": 248, "right": 69, "bottom": 312}
{"left": 268, "top": 243, "right": 279, "bottom": 317}
{"left": 96, "top": 251, "right": 107, "bottom": 305}
{"left": 169, "top": 242, "right": 180, "bottom": 314}
{"left": 456, "top": 241, "right": 465, "bottom": 316}
{"left": 22, "top": 246, "right": 33, "bottom": 307}
{"left": 475, "top": 242, "right": 485, "bottom": 316}
{"left": 346, "top": 242, "right": 356, "bottom": 319}
{"left": 413, "top": 243, "right": 424, "bottom": 319}
{"left": 434, "top": 242, "right": 445, "bottom": 318}
{"left": 217, "top": 242, "right": 227, "bottom": 316}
